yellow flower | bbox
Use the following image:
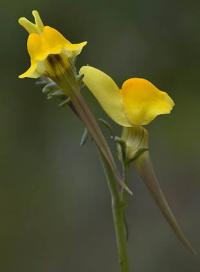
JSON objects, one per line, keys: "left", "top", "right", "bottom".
{"left": 80, "top": 66, "right": 175, "bottom": 126}
{"left": 19, "top": 10, "right": 87, "bottom": 79}
{"left": 78, "top": 67, "right": 197, "bottom": 254}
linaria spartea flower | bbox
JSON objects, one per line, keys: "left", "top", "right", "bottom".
{"left": 80, "top": 65, "right": 196, "bottom": 254}
{"left": 80, "top": 66, "right": 174, "bottom": 126}
{"left": 19, "top": 10, "right": 87, "bottom": 80}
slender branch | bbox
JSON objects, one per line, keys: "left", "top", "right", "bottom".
{"left": 101, "top": 154, "right": 129, "bottom": 272}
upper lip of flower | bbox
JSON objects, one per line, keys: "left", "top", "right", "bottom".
{"left": 18, "top": 10, "right": 87, "bottom": 79}
{"left": 80, "top": 65, "right": 175, "bottom": 126}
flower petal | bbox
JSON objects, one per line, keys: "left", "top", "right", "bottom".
{"left": 27, "top": 26, "right": 66, "bottom": 61}
{"left": 121, "top": 78, "right": 175, "bottom": 125}
{"left": 32, "top": 10, "right": 44, "bottom": 30}
{"left": 19, "top": 63, "right": 40, "bottom": 79}
{"left": 80, "top": 66, "right": 131, "bottom": 127}
{"left": 64, "top": 41, "right": 87, "bottom": 56}
{"left": 27, "top": 26, "right": 87, "bottom": 62}
{"left": 43, "top": 27, "right": 87, "bottom": 56}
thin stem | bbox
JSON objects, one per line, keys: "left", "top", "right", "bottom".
{"left": 101, "top": 154, "right": 129, "bottom": 272}
{"left": 120, "top": 164, "right": 129, "bottom": 241}
{"left": 55, "top": 66, "right": 130, "bottom": 270}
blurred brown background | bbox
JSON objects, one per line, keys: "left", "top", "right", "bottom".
{"left": 0, "top": 0, "right": 200, "bottom": 271}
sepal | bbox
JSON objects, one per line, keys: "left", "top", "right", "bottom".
{"left": 42, "top": 81, "right": 58, "bottom": 94}
{"left": 120, "top": 126, "right": 148, "bottom": 164}
{"left": 58, "top": 97, "right": 71, "bottom": 108}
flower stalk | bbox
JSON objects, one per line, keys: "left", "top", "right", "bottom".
{"left": 57, "top": 67, "right": 132, "bottom": 270}
{"left": 101, "top": 153, "right": 129, "bottom": 272}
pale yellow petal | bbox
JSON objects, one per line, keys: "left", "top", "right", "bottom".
{"left": 121, "top": 78, "right": 175, "bottom": 126}
{"left": 18, "top": 17, "right": 38, "bottom": 34}
{"left": 32, "top": 10, "right": 44, "bottom": 30}
{"left": 18, "top": 10, "right": 44, "bottom": 34}
{"left": 80, "top": 66, "right": 131, "bottom": 127}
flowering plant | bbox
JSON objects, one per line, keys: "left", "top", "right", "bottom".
{"left": 18, "top": 10, "right": 196, "bottom": 272}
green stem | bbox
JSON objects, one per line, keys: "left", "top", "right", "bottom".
{"left": 101, "top": 154, "right": 129, "bottom": 272}
{"left": 55, "top": 66, "right": 130, "bottom": 269}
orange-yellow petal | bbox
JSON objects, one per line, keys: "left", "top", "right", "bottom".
{"left": 27, "top": 26, "right": 87, "bottom": 62}
{"left": 121, "top": 78, "right": 175, "bottom": 125}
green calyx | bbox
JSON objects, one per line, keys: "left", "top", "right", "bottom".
{"left": 117, "top": 126, "right": 149, "bottom": 165}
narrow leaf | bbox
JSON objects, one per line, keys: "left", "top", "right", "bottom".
{"left": 98, "top": 118, "right": 114, "bottom": 139}
{"left": 80, "top": 128, "right": 89, "bottom": 146}
{"left": 58, "top": 97, "right": 71, "bottom": 108}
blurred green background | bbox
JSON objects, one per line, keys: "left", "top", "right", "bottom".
{"left": 1, "top": 0, "right": 200, "bottom": 271}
